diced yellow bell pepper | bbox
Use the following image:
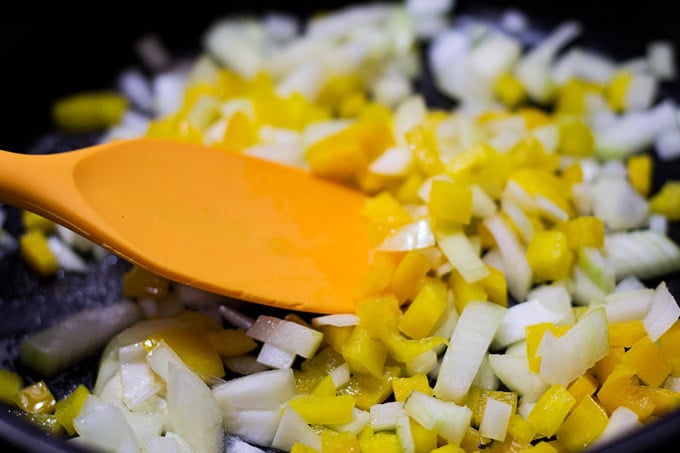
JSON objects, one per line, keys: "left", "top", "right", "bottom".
{"left": 566, "top": 373, "right": 599, "bottom": 404}
{"left": 621, "top": 335, "right": 672, "bottom": 387}
{"left": 311, "top": 374, "right": 336, "bottom": 397}
{"left": 597, "top": 364, "right": 656, "bottom": 421}
{"left": 460, "top": 426, "right": 484, "bottom": 452}
{"left": 465, "top": 387, "right": 518, "bottom": 428}
{"left": 52, "top": 91, "right": 128, "bottom": 132}
{"left": 122, "top": 265, "right": 170, "bottom": 300}
{"left": 627, "top": 154, "right": 653, "bottom": 197}
{"left": 296, "top": 346, "right": 346, "bottom": 393}
{"left": 592, "top": 347, "right": 626, "bottom": 385}
{"left": 341, "top": 324, "right": 388, "bottom": 378}
{"left": 19, "top": 230, "right": 59, "bottom": 277}
{"left": 449, "top": 269, "right": 488, "bottom": 314}
{"left": 508, "top": 136, "right": 560, "bottom": 173}
{"left": 220, "top": 110, "right": 258, "bottom": 151}
{"left": 319, "top": 324, "right": 356, "bottom": 355}
{"left": 397, "top": 171, "right": 427, "bottom": 205}
{"left": 0, "top": 370, "right": 23, "bottom": 405}
{"left": 359, "top": 431, "right": 402, "bottom": 453}
{"left": 428, "top": 180, "right": 473, "bottom": 226}
{"left": 561, "top": 161, "right": 583, "bottom": 187}
{"left": 526, "top": 229, "right": 574, "bottom": 282}
{"left": 288, "top": 394, "right": 356, "bottom": 425}
{"left": 410, "top": 417, "right": 438, "bottom": 453}
{"left": 389, "top": 250, "right": 433, "bottom": 303}
{"left": 518, "top": 107, "right": 552, "bottom": 129}
{"left": 608, "top": 320, "right": 647, "bottom": 349}
{"left": 306, "top": 128, "right": 368, "bottom": 181}
{"left": 554, "top": 216, "right": 605, "bottom": 250}
{"left": 557, "top": 116, "right": 595, "bottom": 157}
{"left": 480, "top": 264, "right": 508, "bottom": 307}
{"left": 321, "top": 429, "right": 361, "bottom": 453}
{"left": 555, "top": 395, "right": 608, "bottom": 451}
{"left": 355, "top": 296, "right": 446, "bottom": 364}
{"left": 495, "top": 73, "right": 527, "bottom": 108}
{"left": 606, "top": 71, "right": 633, "bottom": 113}
{"left": 447, "top": 143, "right": 511, "bottom": 199}
{"left": 205, "top": 328, "right": 258, "bottom": 358}
{"left": 22, "top": 210, "right": 55, "bottom": 234}
{"left": 291, "top": 442, "right": 320, "bottom": 453}
{"left": 355, "top": 252, "right": 400, "bottom": 298}
{"left": 340, "top": 367, "right": 400, "bottom": 410}
{"left": 399, "top": 280, "right": 448, "bottom": 339}
{"left": 526, "top": 384, "right": 577, "bottom": 438}
{"left": 317, "top": 74, "right": 364, "bottom": 111}
{"left": 658, "top": 320, "right": 680, "bottom": 376}
{"left": 506, "top": 413, "right": 537, "bottom": 445}
{"left": 19, "top": 413, "right": 64, "bottom": 436}
{"left": 406, "top": 123, "right": 446, "bottom": 176}
{"left": 640, "top": 385, "right": 680, "bottom": 417}
{"left": 146, "top": 326, "right": 224, "bottom": 379}
{"left": 555, "top": 79, "right": 603, "bottom": 115}
{"left": 363, "top": 191, "right": 413, "bottom": 245}
{"left": 649, "top": 181, "right": 680, "bottom": 221}
{"left": 54, "top": 384, "right": 90, "bottom": 436}
{"left": 338, "top": 91, "right": 368, "bottom": 118}
{"left": 15, "top": 381, "right": 56, "bottom": 414}
{"left": 392, "top": 374, "right": 433, "bottom": 402}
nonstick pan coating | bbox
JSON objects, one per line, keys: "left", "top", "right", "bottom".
{"left": 1, "top": 1, "right": 679, "bottom": 452}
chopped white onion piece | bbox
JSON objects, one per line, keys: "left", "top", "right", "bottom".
{"left": 479, "top": 397, "right": 513, "bottom": 441}
{"left": 311, "top": 314, "right": 360, "bottom": 328}
{"left": 643, "top": 281, "right": 680, "bottom": 342}
{"left": 370, "top": 401, "right": 405, "bottom": 431}
{"left": 378, "top": 219, "right": 435, "bottom": 251}
{"left": 247, "top": 315, "right": 323, "bottom": 358}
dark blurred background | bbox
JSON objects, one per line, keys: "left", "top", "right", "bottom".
{"left": 0, "top": 1, "right": 677, "bottom": 152}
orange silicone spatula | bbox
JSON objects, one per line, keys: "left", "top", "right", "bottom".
{"left": 0, "top": 137, "right": 371, "bottom": 314}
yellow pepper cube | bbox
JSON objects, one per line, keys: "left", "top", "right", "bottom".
{"left": 0, "top": 370, "right": 23, "bottom": 405}
{"left": 54, "top": 384, "right": 90, "bottom": 436}
{"left": 311, "top": 374, "right": 336, "bottom": 397}
{"left": 480, "top": 264, "right": 508, "bottom": 307}
{"left": 321, "top": 429, "right": 361, "bottom": 453}
{"left": 597, "top": 365, "right": 655, "bottom": 421}
{"left": 428, "top": 180, "right": 473, "bottom": 226}
{"left": 561, "top": 161, "right": 583, "bottom": 187}
{"left": 288, "top": 394, "right": 356, "bottom": 425}
{"left": 340, "top": 367, "right": 400, "bottom": 410}
{"left": 447, "top": 143, "right": 511, "bottom": 199}
{"left": 19, "top": 230, "right": 59, "bottom": 277}
{"left": 52, "top": 91, "right": 128, "bottom": 133}
{"left": 622, "top": 335, "right": 673, "bottom": 387}
{"left": 522, "top": 441, "right": 559, "bottom": 453}
{"left": 627, "top": 154, "right": 653, "bottom": 197}
{"left": 557, "top": 117, "right": 595, "bottom": 157}
{"left": 399, "top": 281, "right": 448, "bottom": 339}
{"left": 410, "top": 418, "right": 438, "bottom": 453}
{"left": 608, "top": 320, "right": 647, "bottom": 349}
{"left": 341, "top": 324, "right": 388, "bottom": 378}
{"left": 566, "top": 373, "right": 599, "bottom": 404}
{"left": 556, "top": 216, "right": 605, "bottom": 250}
{"left": 527, "top": 384, "right": 577, "bottom": 438}
{"left": 205, "top": 329, "right": 258, "bottom": 358}
{"left": 592, "top": 347, "right": 626, "bottom": 385}
{"left": 649, "top": 181, "right": 680, "bottom": 221}
{"left": 15, "top": 381, "right": 56, "bottom": 415}
{"left": 389, "top": 250, "right": 432, "bottom": 303}
{"left": 359, "top": 431, "right": 402, "bottom": 453}
{"left": 22, "top": 210, "right": 55, "bottom": 233}
{"left": 220, "top": 110, "right": 257, "bottom": 151}
{"left": 526, "top": 230, "right": 574, "bottom": 282}
{"left": 606, "top": 71, "right": 633, "bottom": 112}
{"left": 392, "top": 374, "right": 433, "bottom": 402}
{"left": 450, "top": 269, "right": 487, "bottom": 314}
{"left": 640, "top": 385, "right": 680, "bottom": 417}
{"left": 659, "top": 320, "right": 680, "bottom": 375}
{"left": 555, "top": 79, "right": 603, "bottom": 115}
{"left": 406, "top": 124, "right": 445, "bottom": 176}
{"left": 555, "top": 395, "right": 608, "bottom": 451}
{"left": 147, "top": 326, "right": 225, "bottom": 379}
{"left": 291, "top": 442, "right": 320, "bottom": 453}
{"left": 355, "top": 252, "right": 400, "bottom": 298}
{"left": 494, "top": 73, "right": 527, "bottom": 108}
{"left": 506, "top": 413, "right": 537, "bottom": 445}
{"left": 363, "top": 191, "right": 412, "bottom": 226}
{"left": 320, "top": 324, "right": 356, "bottom": 355}
{"left": 306, "top": 133, "right": 367, "bottom": 181}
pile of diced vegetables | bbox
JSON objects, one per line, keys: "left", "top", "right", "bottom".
{"left": 4, "top": 1, "right": 680, "bottom": 452}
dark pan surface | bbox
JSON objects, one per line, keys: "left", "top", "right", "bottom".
{"left": 1, "top": 1, "right": 679, "bottom": 452}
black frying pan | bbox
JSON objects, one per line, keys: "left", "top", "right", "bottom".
{"left": 1, "top": 1, "right": 679, "bottom": 452}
